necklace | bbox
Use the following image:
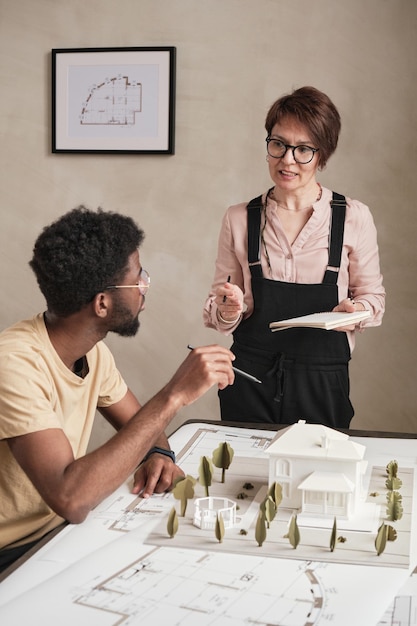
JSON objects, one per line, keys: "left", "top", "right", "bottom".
{"left": 268, "top": 183, "right": 322, "bottom": 211}
{"left": 260, "top": 183, "right": 322, "bottom": 277}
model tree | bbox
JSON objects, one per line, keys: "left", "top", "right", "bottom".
{"left": 286, "top": 514, "right": 300, "bottom": 549}
{"left": 212, "top": 441, "right": 234, "bottom": 483}
{"left": 386, "top": 460, "right": 403, "bottom": 522}
{"left": 215, "top": 512, "right": 225, "bottom": 543}
{"left": 167, "top": 506, "right": 179, "bottom": 538}
{"left": 386, "top": 460, "right": 402, "bottom": 490}
{"left": 199, "top": 455, "right": 214, "bottom": 496}
{"left": 268, "top": 482, "right": 282, "bottom": 509}
{"left": 255, "top": 510, "right": 267, "bottom": 547}
{"left": 386, "top": 491, "right": 403, "bottom": 522}
{"left": 259, "top": 481, "right": 282, "bottom": 529}
{"left": 172, "top": 475, "right": 197, "bottom": 516}
{"left": 375, "top": 522, "right": 388, "bottom": 556}
{"left": 260, "top": 495, "right": 277, "bottom": 529}
{"left": 330, "top": 517, "right": 337, "bottom": 552}
{"left": 375, "top": 459, "right": 402, "bottom": 555}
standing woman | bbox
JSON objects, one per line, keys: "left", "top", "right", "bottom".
{"left": 203, "top": 86, "right": 385, "bottom": 428}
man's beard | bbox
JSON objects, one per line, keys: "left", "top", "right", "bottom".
{"left": 110, "top": 299, "right": 140, "bottom": 337}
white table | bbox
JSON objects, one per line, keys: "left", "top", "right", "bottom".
{"left": 1, "top": 421, "right": 416, "bottom": 626}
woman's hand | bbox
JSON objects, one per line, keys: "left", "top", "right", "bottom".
{"left": 215, "top": 280, "right": 244, "bottom": 323}
{"left": 332, "top": 297, "right": 366, "bottom": 331}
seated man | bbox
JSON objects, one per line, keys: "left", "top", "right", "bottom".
{"left": 0, "top": 206, "right": 235, "bottom": 572}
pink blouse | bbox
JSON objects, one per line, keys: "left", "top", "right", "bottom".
{"left": 203, "top": 186, "right": 385, "bottom": 352}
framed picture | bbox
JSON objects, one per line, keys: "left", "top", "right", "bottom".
{"left": 52, "top": 47, "right": 176, "bottom": 154}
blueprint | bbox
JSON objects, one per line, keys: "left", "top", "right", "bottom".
{"left": 0, "top": 423, "right": 416, "bottom": 626}
{"left": 0, "top": 530, "right": 411, "bottom": 626}
{"left": 80, "top": 75, "right": 142, "bottom": 126}
{"left": 377, "top": 567, "right": 417, "bottom": 625}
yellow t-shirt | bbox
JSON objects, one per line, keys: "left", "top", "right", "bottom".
{"left": 0, "top": 313, "right": 128, "bottom": 550}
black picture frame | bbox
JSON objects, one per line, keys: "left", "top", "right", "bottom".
{"left": 52, "top": 47, "right": 176, "bottom": 154}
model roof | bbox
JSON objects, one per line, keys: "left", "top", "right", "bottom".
{"left": 266, "top": 420, "right": 366, "bottom": 462}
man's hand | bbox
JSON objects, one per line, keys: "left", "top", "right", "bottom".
{"left": 6, "top": 346, "right": 234, "bottom": 524}
{"left": 132, "top": 454, "right": 184, "bottom": 498}
{"left": 164, "top": 344, "right": 235, "bottom": 408}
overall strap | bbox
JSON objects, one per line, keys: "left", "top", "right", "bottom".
{"left": 247, "top": 195, "right": 264, "bottom": 278}
{"left": 323, "top": 191, "right": 347, "bottom": 285}
{"left": 247, "top": 190, "right": 347, "bottom": 284}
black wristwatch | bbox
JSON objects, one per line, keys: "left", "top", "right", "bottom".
{"left": 142, "top": 446, "right": 176, "bottom": 464}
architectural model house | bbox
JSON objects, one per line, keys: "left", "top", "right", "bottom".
{"left": 266, "top": 420, "right": 368, "bottom": 520}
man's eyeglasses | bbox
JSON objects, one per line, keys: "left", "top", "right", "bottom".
{"left": 105, "top": 268, "right": 150, "bottom": 296}
{"left": 266, "top": 137, "right": 319, "bottom": 164}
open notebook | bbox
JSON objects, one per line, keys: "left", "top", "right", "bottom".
{"left": 269, "top": 310, "right": 371, "bottom": 331}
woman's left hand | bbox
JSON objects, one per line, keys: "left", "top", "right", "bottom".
{"left": 332, "top": 297, "right": 366, "bottom": 331}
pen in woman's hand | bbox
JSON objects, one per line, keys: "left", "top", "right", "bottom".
{"left": 222, "top": 275, "right": 231, "bottom": 303}
{"left": 187, "top": 345, "right": 262, "bottom": 384}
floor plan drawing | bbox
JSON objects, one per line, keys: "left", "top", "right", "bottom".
{"left": 72, "top": 548, "right": 332, "bottom": 626}
{"left": 0, "top": 536, "right": 409, "bottom": 626}
{"left": 83, "top": 427, "right": 276, "bottom": 535}
{"left": 0, "top": 424, "right": 415, "bottom": 625}
{"left": 377, "top": 567, "right": 417, "bottom": 625}
{"left": 92, "top": 490, "right": 174, "bottom": 533}
{"left": 80, "top": 75, "right": 142, "bottom": 126}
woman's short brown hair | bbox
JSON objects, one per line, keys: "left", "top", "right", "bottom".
{"left": 265, "top": 86, "right": 341, "bottom": 168}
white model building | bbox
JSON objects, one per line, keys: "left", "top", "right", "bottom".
{"left": 193, "top": 497, "right": 237, "bottom": 530}
{"left": 266, "top": 420, "right": 368, "bottom": 520}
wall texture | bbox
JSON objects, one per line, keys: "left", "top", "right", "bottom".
{"left": 1, "top": 0, "right": 416, "bottom": 449}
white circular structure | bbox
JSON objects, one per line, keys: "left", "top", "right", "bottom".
{"left": 193, "top": 497, "right": 237, "bottom": 530}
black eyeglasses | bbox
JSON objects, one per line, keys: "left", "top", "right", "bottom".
{"left": 105, "top": 268, "right": 150, "bottom": 296}
{"left": 266, "top": 137, "right": 319, "bottom": 164}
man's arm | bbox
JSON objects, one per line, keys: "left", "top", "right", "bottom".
{"left": 7, "top": 344, "right": 234, "bottom": 524}
{"left": 99, "top": 389, "right": 184, "bottom": 498}
{"left": 99, "top": 388, "right": 170, "bottom": 450}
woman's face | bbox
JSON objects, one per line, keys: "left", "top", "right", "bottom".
{"left": 267, "top": 117, "right": 320, "bottom": 195}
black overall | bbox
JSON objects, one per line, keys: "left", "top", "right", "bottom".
{"left": 219, "top": 191, "right": 354, "bottom": 429}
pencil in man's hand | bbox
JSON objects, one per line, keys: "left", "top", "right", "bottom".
{"left": 186, "top": 345, "right": 262, "bottom": 384}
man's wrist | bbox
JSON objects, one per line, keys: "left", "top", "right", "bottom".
{"left": 142, "top": 446, "right": 176, "bottom": 464}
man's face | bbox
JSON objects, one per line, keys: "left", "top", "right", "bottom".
{"left": 110, "top": 298, "right": 141, "bottom": 337}
{"left": 108, "top": 250, "right": 146, "bottom": 337}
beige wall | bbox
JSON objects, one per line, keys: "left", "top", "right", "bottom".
{"left": 1, "top": 0, "right": 416, "bottom": 449}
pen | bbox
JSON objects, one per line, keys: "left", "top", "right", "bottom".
{"left": 222, "top": 275, "right": 231, "bottom": 303}
{"left": 187, "top": 345, "right": 262, "bottom": 384}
